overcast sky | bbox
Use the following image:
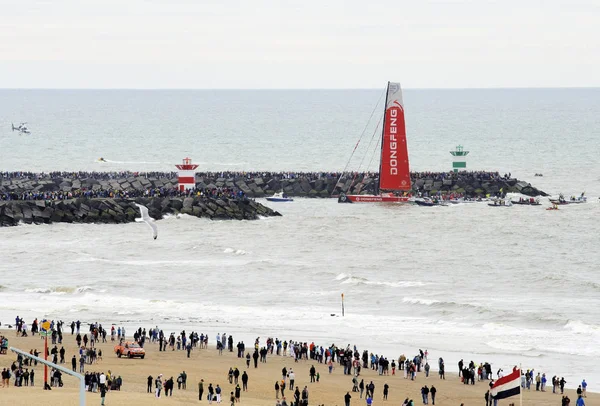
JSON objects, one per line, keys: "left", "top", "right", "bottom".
{"left": 1, "top": 0, "right": 598, "bottom": 88}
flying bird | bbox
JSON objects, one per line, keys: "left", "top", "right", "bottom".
{"left": 134, "top": 203, "right": 158, "bottom": 240}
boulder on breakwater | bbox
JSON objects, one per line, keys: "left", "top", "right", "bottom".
{"left": 0, "top": 197, "right": 281, "bottom": 228}
{"left": 0, "top": 171, "right": 547, "bottom": 199}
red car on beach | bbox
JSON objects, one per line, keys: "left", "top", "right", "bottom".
{"left": 114, "top": 341, "right": 145, "bottom": 359}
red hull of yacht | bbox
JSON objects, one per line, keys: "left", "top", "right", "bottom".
{"left": 339, "top": 194, "right": 411, "bottom": 203}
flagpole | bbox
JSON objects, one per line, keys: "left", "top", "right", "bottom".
{"left": 519, "top": 364, "right": 523, "bottom": 406}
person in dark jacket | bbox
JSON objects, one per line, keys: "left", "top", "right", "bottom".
{"left": 345, "top": 391, "right": 352, "bottom": 406}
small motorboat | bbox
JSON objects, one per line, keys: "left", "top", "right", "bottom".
{"left": 266, "top": 192, "right": 294, "bottom": 202}
{"left": 488, "top": 199, "right": 513, "bottom": 207}
{"left": 511, "top": 198, "right": 542, "bottom": 206}
{"left": 446, "top": 198, "right": 477, "bottom": 204}
{"left": 414, "top": 197, "right": 446, "bottom": 207}
{"left": 549, "top": 193, "right": 586, "bottom": 205}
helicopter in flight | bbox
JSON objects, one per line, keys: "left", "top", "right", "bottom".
{"left": 12, "top": 122, "right": 31, "bottom": 135}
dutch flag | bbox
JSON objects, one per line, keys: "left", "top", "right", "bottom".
{"left": 491, "top": 368, "right": 521, "bottom": 400}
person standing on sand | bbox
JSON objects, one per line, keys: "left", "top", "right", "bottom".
{"left": 359, "top": 379, "right": 365, "bottom": 398}
{"left": 241, "top": 371, "right": 248, "bottom": 391}
{"left": 430, "top": 385, "right": 436, "bottom": 405}
{"left": 383, "top": 383, "right": 389, "bottom": 400}
{"left": 345, "top": 391, "right": 352, "bottom": 406}
{"left": 235, "top": 384, "right": 241, "bottom": 402}
{"left": 199, "top": 379, "right": 204, "bottom": 401}
{"left": 208, "top": 383, "right": 214, "bottom": 403}
{"left": 366, "top": 394, "right": 373, "bottom": 406}
{"left": 215, "top": 384, "right": 222, "bottom": 403}
{"left": 155, "top": 374, "right": 162, "bottom": 398}
{"left": 147, "top": 375, "right": 153, "bottom": 393}
{"left": 368, "top": 381, "right": 375, "bottom": 399}
{"left": 246, "top": 352, "right": 251, "bottom": 368}
{"left": 576, "top": 395, "right": 585, "bottom": 406}
{"left": 253, "top": 350, "right": 259, "bottom": 368}
{"left": 275, "top": 381, "right": 280, "bottom": 399}
{"left": 289, "top": 369, "right": 295, "bottom": 389}
{"left": 582, "top": 379, "right": 587, "bottom": 397}
{"left": 294, "top": 387, "right": 300, "bottom": 405}
{"left": 309, "top": 365, "right": 316, "bottom": 382}
{"left": 301, "top": 386, "right": 309, "bottom": 405}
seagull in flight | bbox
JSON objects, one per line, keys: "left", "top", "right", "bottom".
{"left": 134, "top": 203, "right": 158, "bottom": 240}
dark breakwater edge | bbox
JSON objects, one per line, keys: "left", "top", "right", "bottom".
{"left": 0, "top": 197, "right": 281, "bottom": 227}
{"left": 0, "top": 171, "right": 547, "bottom": 199}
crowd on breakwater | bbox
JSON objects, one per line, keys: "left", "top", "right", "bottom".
{"left": 2, "top": 316, "right": 589, "bottom": 406}
{"left": 1, "top": 170, "right": 511, "bottom": 182}
{"left": 0, "top": 186, "right": 243, "bottom": 202}
{"left": 0, "top": 170, "right": 547, "bottom": 199}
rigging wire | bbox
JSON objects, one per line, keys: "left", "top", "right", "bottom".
{"left": 335, "top": 87, "right": 387, "bottom": 193}
{"left": 348, "top": 113, "right": 384, "bottom": 192}
{"left": 367, "top": 135, "right": 382, "bottom": 173}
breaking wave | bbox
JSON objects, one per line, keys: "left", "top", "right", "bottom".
{"left": 564, "top": 320, "right": 599, "bottom": 335}
{"left": 24, "top": 286, "right": 100, "bottom": 295}
{"left": 223, "top": 248, "right": 250, "bottom": 255}
{"left": 335, "top": 273, "right": 425, "bottom": 288}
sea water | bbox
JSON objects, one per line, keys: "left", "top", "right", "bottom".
{"left": 0, "top": 89, "right": 599, "bottom": 389}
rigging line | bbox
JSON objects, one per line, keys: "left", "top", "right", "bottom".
{"left": 348, "top": 113, "right": 384, "bottom": 192}
{"left": 335, "top": 87, "right": 386, "bottom": 191}
{"left": 367, "top": 136, "right": 382, "bottom": 173}
{"left": 356, "top": 113, "right": 383, "bottom": 173}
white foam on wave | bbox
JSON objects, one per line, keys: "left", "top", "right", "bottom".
{"left": 223, "top": 248, "right": 250, "bottom": 255}
{"left": 564, "top": 320, "right": 599, "bottom": 334}
{"left": 402, "top": 297, "right": 440, "bottom": 306}
{"left": 336, "top": 273, "right": 425, "bottom": 288}
{"left": 24, "top": 286, "right": 101, "bottom": 295}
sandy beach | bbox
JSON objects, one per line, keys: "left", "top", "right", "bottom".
{"left": 0, "top": 330, "right": 593, "bottom": 406}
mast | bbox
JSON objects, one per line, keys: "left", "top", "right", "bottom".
{"left": 376, "top": 81, "right": 390, "bottom": 194}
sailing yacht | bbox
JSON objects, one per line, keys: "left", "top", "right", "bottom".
{"left": 338, "top": 82, "right": 412, "bottom": 203}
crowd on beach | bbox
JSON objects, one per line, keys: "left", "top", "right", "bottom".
{"left": 1, "top": 315, "right": 589, "bottom": 406}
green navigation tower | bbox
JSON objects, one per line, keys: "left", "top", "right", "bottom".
{"left": 450, "top": 145, "right": 469, "bottom": 173}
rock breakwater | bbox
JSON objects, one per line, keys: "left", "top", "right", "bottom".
{"left": 0, "top": 171, "right": 547, "bottom": 200}
{"left": 0, "top": 197, "right": 281, "bottom": 227}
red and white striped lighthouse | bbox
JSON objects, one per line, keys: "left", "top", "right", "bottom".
{"left": 175, "top": 157, "right": 198, "bottom": 191}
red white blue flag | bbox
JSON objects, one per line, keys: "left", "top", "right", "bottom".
{"left": 491, "top": 368, "right": 521, "bottom": 400}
